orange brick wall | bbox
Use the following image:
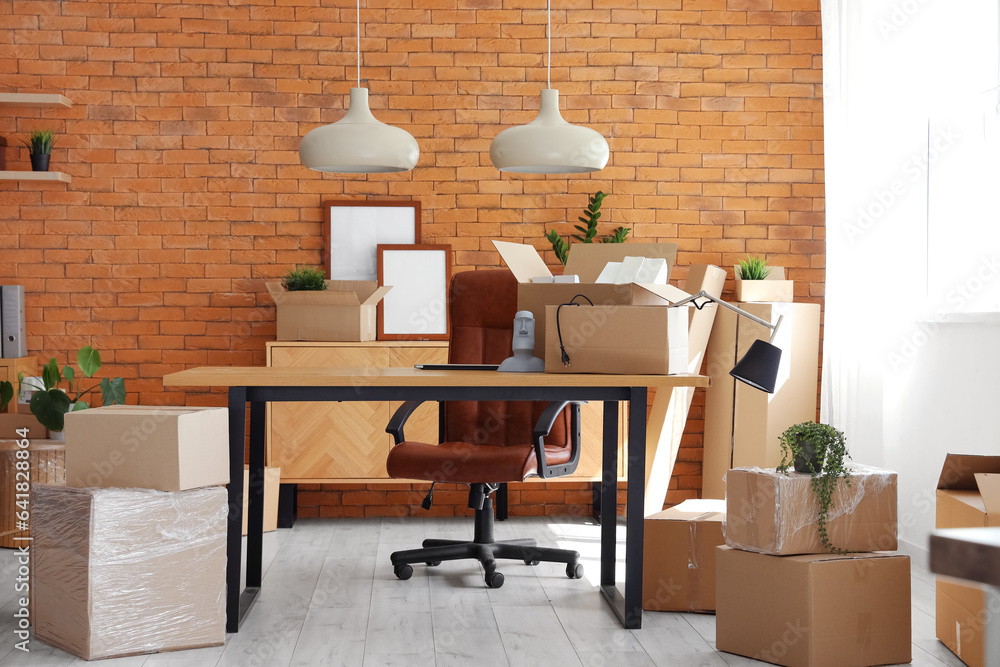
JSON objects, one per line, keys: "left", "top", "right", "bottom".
{"left": 0, "top": 0, "right": 824, "bottom": 517}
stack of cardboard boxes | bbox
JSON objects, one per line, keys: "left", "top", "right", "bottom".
{"left": 717, "top": 463, "right": 910, "bottom": 667}
{"left": 641, "top": 462, "right": 911, "bottom": 667}
{"left": 30, "top": 405, "right": 231, "bottom": 660}
{"left": 934, "top": 453, "right": 1000, "bottom": 667}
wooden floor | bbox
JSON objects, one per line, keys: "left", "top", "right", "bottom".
{"left": 0, "top": 516, "right": 968, "bottom": 666}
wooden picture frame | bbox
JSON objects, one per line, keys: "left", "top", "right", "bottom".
{"left": 377, "top": 244, "right": 451, "bottom": 341}
{"left": 323, "top": 200, "right": 421, "bottom": 281}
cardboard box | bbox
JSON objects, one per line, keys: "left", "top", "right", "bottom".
{"left": 243, "top": 465, "right": 280, "bottom": 535}
{"left": 642, "top": 498, "right": 726, "bottom": 612}
{"left": 31, "top": 484, "right": 227, "bottom": 660}
{"left": 702, "top": 302, "right": 821, "bottom": 499}
{"left": 544, "top": 303, "right": 689, "bottom": 374}
{"left": 266, "top": 280, "right": 391, "bottom": 342}
{"left": 494, "top": 240, "right": 680, "bottom": 346}
{"left": 734, "top": 266, "right": 794, "bottom": 302}
{"left": 64, "top": 405, "right": 229, "bottom": 491}
{"left": 725, "top": 463, "right": 898, "bottom": 555}
{"left": 934, "top": 453, "right": 1000, "bottom": 667}
{"left": 0, "top": 402, "right": 48, "bottom": 440}
{"left": 0, "top": 438, "right": 63, "bottom": 548}
{"left": 716, "top": 546, "right": 911, "bottom": 667}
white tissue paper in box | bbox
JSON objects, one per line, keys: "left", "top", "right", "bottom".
{"left": 31, "top": 484, "right": 227, "bottom": 660}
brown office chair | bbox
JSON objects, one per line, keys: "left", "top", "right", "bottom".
{"left": 385, "top": 269, "right": 584, "bottom": 588}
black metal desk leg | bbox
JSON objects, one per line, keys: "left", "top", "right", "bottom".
{"left": 226, "top": 387, "right": 247, "bottom": 633}
{"left": 623, "top": 386, "right": 647, "bottom": 629}
{"left": 246, "top": 400, "right": 266, "bottom": 588}
{"left": 599, "top": 400, "right": 618, "bottom": 589}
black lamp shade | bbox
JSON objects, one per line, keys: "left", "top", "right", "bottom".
{"left": 730, "top": 339, "right": 782, "bottom": 394}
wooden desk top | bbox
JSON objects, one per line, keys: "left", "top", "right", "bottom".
{"left": 930, "top": 527, "right": 1000, "bottom": 588}
{"left": 162, "top": 366, "right": 710, "bottom": 389}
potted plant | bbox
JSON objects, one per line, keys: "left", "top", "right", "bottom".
{"left": 281, "top": 265, "right": 328, "bottom": 291}
{"left": 734, "top": 254, "right": 793, "bottom": 302}
{"left": 736, "top": 256, "right": 771, "bottom": 281}
{"left": 776, "top": 421, "right": 852, "bottom": 554}
{"left": 545, "top": 191, "right": 631, "bottom": 265}
{"left": 22, "top": 129, "right": 55, "bottom": 172}
{"left": 18, "top": 346, "right": 126, "bottom": 439}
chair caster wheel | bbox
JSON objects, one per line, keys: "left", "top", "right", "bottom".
{"left": 394, "top": 564, "right": 413, "bottom": 580}
{"left": 524, "top": 558, "right": 540, "bottom": 566}
{"left": 485, "top": 571, "right": 504, "bottom": 588}
{"left": 426, "top": 561, "right": 441, "bottom": 567}
{"left": 567, "top": 563, "right": 583, "bottom": 579}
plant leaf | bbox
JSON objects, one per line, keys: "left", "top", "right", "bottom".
{"left": 72, "top": 401, "right": 89, "bottom": 411}
{"left": 42, "top": 359, "right": 60, "bottom": 391}
{"left": 63, "top": 365, "right": 75, "bottom": 383}
{"left": 0, "top": 381, "right": 13, "bottom": 411}
{"left": 100, "top": 377, "right": 127, "bottom": 405}
{"left": 77, "top": 346, "right": 101, "bottom": 377}
{"left": 29, "top": 389, "right": 71, "bottom": 432}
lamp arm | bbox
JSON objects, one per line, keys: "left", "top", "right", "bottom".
{"left": 669, "top": 290, "right": 777, "bottom": 331}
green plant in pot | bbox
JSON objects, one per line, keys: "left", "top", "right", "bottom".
{"left": 22, "top": 129, "right": 55, "bottom": 172}
{"left": 776, "top": 421, "right": 852, "bottom": 554}
{"left": 545, "top": 191, "right": 631, "bottom": 265}
{"left": 282, "top": 265, "right": 327, "bottom": 291}
{"left": 18, "top": 346, "right": 126, "bottom": 437}
{"left": 737, "top": 255, "right": 771, "bottom": 280}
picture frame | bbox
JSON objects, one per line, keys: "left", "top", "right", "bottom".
{"left": 377, "top": 244, "right": 452, "bottom": 341}
{"left": 323, "top": 200, "right": 421, "bottom": 281}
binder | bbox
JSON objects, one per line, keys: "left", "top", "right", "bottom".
{"left": 0, "top": 285, "right": 27, "bottom": 358}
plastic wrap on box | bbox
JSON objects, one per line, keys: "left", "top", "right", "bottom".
{"left": 0, "top": 439, "right": 64, "bottom": 548}
{"left": 724, "top": 463, "right": 898, "bottom": 555}
{"left": 31, "top": 484, "right": 227, "bottom": 660}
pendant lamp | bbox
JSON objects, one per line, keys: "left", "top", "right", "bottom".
{"left": 489, "top": 0, "right": 609, "bottom": 174}
{"left": 299, "top": 0, "right": 419, "bottom": 174}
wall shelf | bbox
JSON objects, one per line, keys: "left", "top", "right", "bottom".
{"left": 0, "top": 170, "right": 71, "bottom": 183}
{"left": 0, "top": 93, "right": 72, "bottom": 108}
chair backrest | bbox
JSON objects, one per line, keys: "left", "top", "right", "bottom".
{"left": 444, "top": 270, "right": 569, "bottom": 449}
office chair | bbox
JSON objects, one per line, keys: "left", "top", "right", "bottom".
{"left": 385, "top": 269, "right": 584, "bottom": 588}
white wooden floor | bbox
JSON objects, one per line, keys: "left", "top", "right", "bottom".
{"left": 0, "top": 516, "right": 968, "bottom": 666}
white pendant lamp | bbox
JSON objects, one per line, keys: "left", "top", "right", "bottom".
{"left": 299, "top": 0, "right": 419, "bottom": 174}
{"left": 489, "top": 0, "right": 609, "bottom": 174}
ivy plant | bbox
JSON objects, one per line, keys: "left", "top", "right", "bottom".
{"left": 545, "top": 191, "right": 631, "bottom": 265}
{"left": 776, "top": 421, "right": 852, "bottom": 554}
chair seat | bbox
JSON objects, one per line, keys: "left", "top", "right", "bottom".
{"left": 386, "top": 440, "right": 572, "bottom": 483}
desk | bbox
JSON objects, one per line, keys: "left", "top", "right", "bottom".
{"left": 930, "top": 527, "right": 1000, "bottom": 666}
{"left": 162, "top": 366, "right": 709, "bottom": 631}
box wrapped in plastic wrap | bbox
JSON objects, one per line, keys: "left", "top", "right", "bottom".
{"left": 31, "top": 484, "right": 227, "bottom": 660}
{"left": 724, "top": 463, "right": 897, "bottom": 555}
{"left": 0, "top": 439, "right": 64, "bottom": 548}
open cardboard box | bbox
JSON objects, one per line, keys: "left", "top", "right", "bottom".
{"left": 734, "top": 265, "right": 793, "bottom": 302}
{"left": 266, "top": 281, "right": 391, "bottom": 342}
{"left": 935, "top": 453, "right": 1000, "bottom": 667}
{"left": 493, "top": 240, "right": 680, "bottom": 346}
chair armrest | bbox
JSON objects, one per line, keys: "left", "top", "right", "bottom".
{"left": 532, "top": 401, "right": 584, "bottom": 479}
{"left": 386, "top": 400, "right": 427, "bottom": 445}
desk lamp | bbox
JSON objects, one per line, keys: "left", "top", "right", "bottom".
{"left": 669, "top": 291, "right": 784, "bottom": 393}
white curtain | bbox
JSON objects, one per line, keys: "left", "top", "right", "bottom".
{"left": 821, "top": 0, "right": 1000, "bottom": 560}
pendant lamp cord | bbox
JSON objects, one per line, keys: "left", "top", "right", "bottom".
{"left": 356, "top": 0, "right": 361, "bottom": 88}
{"left": 546, "top": 0, "right": 551, "bottom": 89}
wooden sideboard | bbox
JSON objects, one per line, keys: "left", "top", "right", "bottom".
{"left": 265, "top": 341, "right": 624, "bottom": 483}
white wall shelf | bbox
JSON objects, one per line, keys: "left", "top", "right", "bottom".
{"left": 0, "top": 93, "right": 72, "bottom": 108}
{"left": 0, "top": 170, "right": 71, "bottom": 183}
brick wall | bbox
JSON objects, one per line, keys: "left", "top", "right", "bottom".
{"left": 0, "top": 0, "right": 824, "bottom": 518}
